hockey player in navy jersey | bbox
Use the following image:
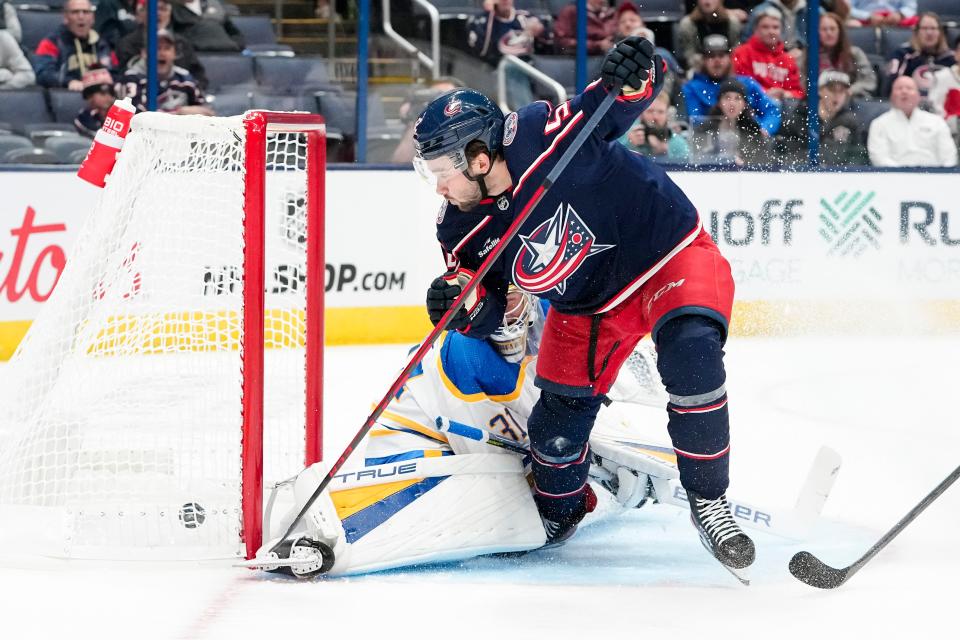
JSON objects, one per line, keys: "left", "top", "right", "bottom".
{"left": 412, "top": 36, "right": 755, "bottom": 577}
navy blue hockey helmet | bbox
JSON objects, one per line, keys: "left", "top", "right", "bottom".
{"left": 412, "top": 89, "right": 504, "bottom": 184}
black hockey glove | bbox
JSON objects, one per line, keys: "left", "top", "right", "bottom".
{"left": 601, "top": 36, "right": 655, "bottom": 93}
{"left": 426, "top": 269, "right": 489, "bottom": 333}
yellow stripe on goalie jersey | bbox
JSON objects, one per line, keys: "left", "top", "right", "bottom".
{"left": 375, "top": 409, "right": 449, "bottom": 444}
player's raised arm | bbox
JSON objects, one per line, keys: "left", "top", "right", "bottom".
{"left": 562, "top": 36, "right": 667, "bottom": 143}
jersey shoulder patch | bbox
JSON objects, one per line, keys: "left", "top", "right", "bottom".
{"left": 503, "top": 111, "right": 519, "bottom": 146}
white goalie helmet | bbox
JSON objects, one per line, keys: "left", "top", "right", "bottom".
{"left": 488, "top": 286, "right": 543, "bottom": 363}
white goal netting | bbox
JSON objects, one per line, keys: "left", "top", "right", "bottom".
{"left": 0, "top": 112, "right": 322, "bottom": 559}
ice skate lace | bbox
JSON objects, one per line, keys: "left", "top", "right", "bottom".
{"left": 696, "top": 496, "right": 742, "bottom": 545}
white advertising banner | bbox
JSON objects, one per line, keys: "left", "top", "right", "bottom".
{"left": 671, "top": 171, "right": 960, "bottom": 301}
{"left": 0, "top": 168, "right": 957, "bottom": 329}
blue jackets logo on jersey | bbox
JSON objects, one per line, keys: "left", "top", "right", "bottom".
{"left": 513, "top": 203, "right": 614, "bottom": 295}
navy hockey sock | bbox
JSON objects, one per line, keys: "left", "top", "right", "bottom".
{"left": 655, "top": 315, "right": 730, "bottom": 500}
{"left": 528, "top": 390, "right": 603, "bottom": 522}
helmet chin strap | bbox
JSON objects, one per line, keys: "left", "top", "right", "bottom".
{"left": 462, "top": 153, "right": 496, "bottom": 199}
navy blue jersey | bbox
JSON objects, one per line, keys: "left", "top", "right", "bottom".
{"left": 436, "top": 79, "right": 702, "bottom": 338}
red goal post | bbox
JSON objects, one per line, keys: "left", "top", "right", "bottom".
{"left": 242, "top": 111, "right": 326, "bottom": 559}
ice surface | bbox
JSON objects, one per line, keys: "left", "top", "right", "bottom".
{"left": 1, "top": 336, "right": 958, "bottom": 639}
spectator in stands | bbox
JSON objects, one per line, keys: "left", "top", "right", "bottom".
{"left": 118, "top": 0, "right": 207, "bottom": 89}
{"left": 74, "top": 67, "right": 116, "bottom": 138}
{"left": 733, "top": 8, "right": 804, "bottom": 100}
{"left": 868, "top": 75, "right": 957, "bottom": 166}
{"left": 713, "top": 0, "right": 758, "bottom": 23}
{"left": 119, "top": 28, "right": 213, "bottom": 115}
{"left": 0, "top": 28, "right": 33, "bottom": 89}
{"left": 819, "top": 11, "right": 877, "bottom": 97}
{"left": 314, "top": 0, "right": 339, "bottom": 20}
{"left": 34, "top": 0, "right": 118, "bottom": 90}
{"left": 553, "top": 0, "right": 616, "bottom": 56}
{"left": 693, "top": 78, "right": 769, "bottom": 164}
{"left": 823, "top": 0, "right": 852, "bottom": 21}
{"left": 848, "top": 0, "right": 917, "bottom": 27}
{"left": 619, "top": 93, "right": 691, "bottom": 162}
{"left": 612, "top": 2, "right": 681, "bottom": 99}
{"left": 170, "top": 0, "right": 245, "bottom": 53}
{"left": 676, "top": 0, "right": 742, "bottom": 71}
{"left": 391, "top": 76, "right": 464, "bottom": 164}
{"left": 816, "top": 70, "right": 869, "bottom": 165}
{"left": 883, "top": 12, "right": 955, "bottom": 97}
{"left": 776, "top": 70, "right": 869, "bottom": 165}
{"left": 928, "top": 36, "right": 960, "bottom": 138}
{"left": 95, "top": 0, "right": 138, "bottom": 48}
{"left": 1, "top": 1, "right": 22, "bottom": 43}
{"left": 466, "top": 0, "right": 544, "bottom": 110}
{"left": 612, "top": 1, "right": 653, "bottom": 43}
{"left": 744, "top": 0, "right": 806, "bottom": 56}
{"left": 684, "top": 34, "right": 781, "bottom": 134}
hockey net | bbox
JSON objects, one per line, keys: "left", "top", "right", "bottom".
{"left": 0, "top": 111, "right": 325, "bottom": 560}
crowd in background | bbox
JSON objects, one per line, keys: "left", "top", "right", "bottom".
{"left": 457, "top": 0, "right": 959, "bottom": 167}
{"left": 0, "top": 0, "right": 958, "bottom": 167}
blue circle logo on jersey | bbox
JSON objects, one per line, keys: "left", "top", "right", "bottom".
{"left": 512, "top": 203, "right": 614, "bottom": 295}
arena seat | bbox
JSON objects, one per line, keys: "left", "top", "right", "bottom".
{"left": 48, "top": 89, "right": 86, "bottom": 124}
{"left": 0, "top": 89, "right": 53, "bottom": 130}
{"left": 18, "top": 10, "right": 63, "bottom": 51}
{"left": 918, "top": 0, "right": 960, "bottom": 25}
{"left": 3, "top": 147, "right": 60, "bottom": 164}
{"left": 45, "top": 136, "right": 92, "bottom": 163}
{"left": 197, "top": 54, "right": 256, "bottom": 92}
{"left": 254, "top": 56, "right": 337, "bottom": 94}
{"left": 0, "top": 135, "right": 35, "bottom": 163}
{"left": 207, "top": 89, "right": 253, "bottom": 116}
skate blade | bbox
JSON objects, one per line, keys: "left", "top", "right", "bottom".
{"left": 234, "top": 554, "right": 321, "bottom": 572}
{"left": 720, "top": 562, "right": 750, "bottom": 586}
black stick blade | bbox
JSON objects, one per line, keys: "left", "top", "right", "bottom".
{"left": 789, "top": 551, "right": 850, "bottom": 589}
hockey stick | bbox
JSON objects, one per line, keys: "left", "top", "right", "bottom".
{"left": 266, "top": 85, "right": 624, "bottom": 556}
{"left": 789, "top": 463, "right": 960, "bottom": 589}
{"left": 435, "top": 417, "right": 529, "bottom": 455}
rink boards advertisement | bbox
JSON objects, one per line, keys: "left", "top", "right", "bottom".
{"left": 0, "top": 168, "right": 957, "bottom": 356}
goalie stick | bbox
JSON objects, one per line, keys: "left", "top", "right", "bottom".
{"left": 789, "top": 463, "right": 960, "bottom": 589}
{"left": 266, "top": 85, "right": 625, "bottom": 557}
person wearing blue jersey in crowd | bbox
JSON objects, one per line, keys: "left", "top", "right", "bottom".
{"left": 684, "top": 34, "right": 781, "bottom": 136}
{"left": 411, "top": 36, "right": 755, "bottom": 578}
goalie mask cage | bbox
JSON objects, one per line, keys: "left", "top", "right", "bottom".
{"left": 0, "top": 111, "right": 325, "bottom": 561}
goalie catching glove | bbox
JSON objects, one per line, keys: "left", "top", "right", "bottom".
{"left": 600, "top": 36, "right": 665, "bottom": 101}
{"left": 426, "top": 269, "right": 495, "bottom": 334}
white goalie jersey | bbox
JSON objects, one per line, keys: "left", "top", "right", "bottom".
{"left": 363, "top": 328, "right": 666, "bottom": 465}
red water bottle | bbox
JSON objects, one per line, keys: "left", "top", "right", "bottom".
{"left": 77, "top": 98, "right": 136, "bottom": 188}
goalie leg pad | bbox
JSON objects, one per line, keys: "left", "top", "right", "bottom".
{"left": 263, "top": 455, "right": 546, "bottom": 576}
{"left": 655, "top": 314, "right": 730, "bottom": 500}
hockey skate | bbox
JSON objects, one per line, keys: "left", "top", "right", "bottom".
{"left": 540, "top": 484, "right": 598, "bottom": 550}
{"left": 687, "top": 490, "right": 755, "bottom": 585}
{"left": 237, "top": 462, "right": 346, "bottom": 578}
{"left": 239, "top": 535, "right": 336, "bottom": 579}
